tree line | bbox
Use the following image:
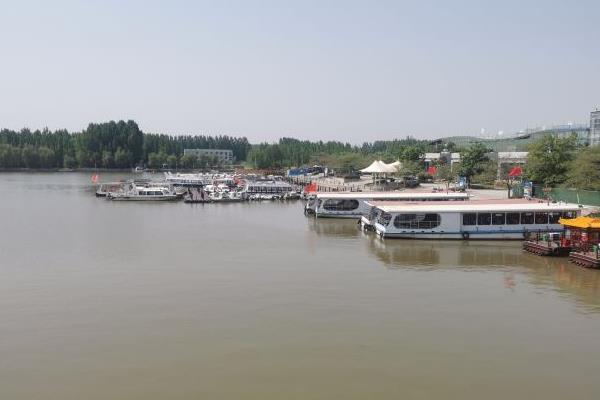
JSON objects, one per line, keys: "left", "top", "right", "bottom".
{"left": 0, "top": 120, "right": 251, "bottom": 169}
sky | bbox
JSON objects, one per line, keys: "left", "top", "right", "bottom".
{"left": 0, "top": 0, "right": 599, "bottom": 143}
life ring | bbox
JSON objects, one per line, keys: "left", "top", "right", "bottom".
{"left": 462, "top": 232, "right": 469, "bottom": 240}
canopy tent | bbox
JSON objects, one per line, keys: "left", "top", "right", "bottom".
{"left": 360, "top": 160, "right": 396, "bottom": 174}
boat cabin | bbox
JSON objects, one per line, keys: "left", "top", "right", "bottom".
{"left": 364, "top": 199, "right": 580, "bottom": 240}
{"left": 306, "top": 192, "right": 471, "bottom": 218}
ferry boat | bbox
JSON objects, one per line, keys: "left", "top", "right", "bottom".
{"left": 362, "top": 199, "right": 580, "bottom": 240}
{"left": 305, "top": 192, "right": 471, "bottom": 218}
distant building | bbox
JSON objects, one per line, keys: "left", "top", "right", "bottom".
{"left": 183, "top": 148, "right": 234, "bottom": 163}
{"left": 591, "top": 109, "right": 600, "bottom": 146}
{"left": 432, "top": 123, "right": 590, "bottom": 152}
{"left": 422, "top": 152, "right": 461, "bottom": 171}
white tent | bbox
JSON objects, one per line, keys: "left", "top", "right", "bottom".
{"left": 360, "top": 160, "right": 398, "bottom": 175}
{"left": 360, "top": 160, "right": 387, "bottom": 174}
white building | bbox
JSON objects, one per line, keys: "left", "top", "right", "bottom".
{"left": 591, "top": 109, "right": 600, "bottom": 146}
{"left": 183, "top": 149, "right": 234, "bottom": 163}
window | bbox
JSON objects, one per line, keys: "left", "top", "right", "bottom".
{"left": 548, "top": 212, "right": 561, "bottom": 224}
{"left": 535, "top": 212, "right": 548, "bottom": 224}
{"left": 521, "top": 212, "right": 534, "bottom": 224}
{"left": 506, "top": 212, "right": 520, "bottom": 225}
{"left": 378, "top": 212, "right": 392, "bottom": 226}
{"left": 562, "top": 211, "right": 577, "bottom": 219}
{"left": 393, "top": 213, "right": 440, "bottom": 229}
{"left": 477, "top": 213, "right": 492, "bottom": 225}
{"left": 322, "top": 199, "right": 360, "bottom": 211}
{"left": 492, "top": 213, "right": 505, "bottom": 225}
{"left": 462, "top": 213, "right": 476, "bottom": 226}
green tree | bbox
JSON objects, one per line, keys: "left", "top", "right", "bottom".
{"left": 458, "top": 143, "right": 489, "bottom": 184}
{"left": 526, "top": 134, "right": 577, "bottom": 186}
{"left": 38, "top": 146, "right": 56, "bottom": 168}
{"left": 398, "top": 160, "right": 422, "bottom": 176}
{"left": 181, "top": 154, "right": 198, "bottom": 169}
{"left": 63, "top": 154, "right": 77, "bottom": 169}
{"left": 166, "top": 154, "right": 178, "bottom": 169}
{"left": 566, "top": 146, "right": 600, "bottom": 190}
{"left": 101, "top": 151, "right": 114, "bottom": 168}
{"left": 21, "top": 145, "right": 40, "bottom": 168}
{"left": 400, "top": 144, "right": 424, "bottom": 161}
{"left": 114, "top": 147, "right": 131, "bottom": 168}
{"left": 435, "top": 164, "right": 455, "bottom": 186}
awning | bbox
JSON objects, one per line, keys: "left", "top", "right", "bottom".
{"left": 559, "top": 217, "right": 600, "bottom": 229}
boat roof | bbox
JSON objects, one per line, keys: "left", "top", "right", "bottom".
{"left": 559, "top": 216, "right": 600, "bottom": 229}
{"left": 367, "top": 199, "right": 581, "bottom": 213}
{"left": 314, "top": 192, "right": 471, "bottom": 200}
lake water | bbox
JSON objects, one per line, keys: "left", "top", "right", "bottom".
{"left": 2, "top": 172, "right": 600, "bottom": 400}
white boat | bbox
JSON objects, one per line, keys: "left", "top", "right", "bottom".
{"left": 362, "top": 199, "right": 581, "bottom": 240}
{"left": 107, "top": 184, "right": 178, "bottom": 201}
{"left": 164, "top": 172, "right": 212, "bottom": 186}
{"left": 306, "top": 192, "right": 471, "bottom": 218}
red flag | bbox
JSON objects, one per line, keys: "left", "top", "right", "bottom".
{"left": 508, "top": 166, "right": 522, "bottom": 177}
{"left": 427, "top": 166, "right": 437, "bottom": 176}
{"left": 91, "top": 174, "right": 99, "bottom": 184}
{"left": 305, "top": 182, "right": 318, "bottom": 193}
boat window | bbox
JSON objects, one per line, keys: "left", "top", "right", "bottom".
{"left": 477, "top": 213, "right": 492, "bottom": 225}
{"left": 492, "top": 213, "right": 505, "bottom": 225}
{"left": 322, "top": 199, "right": 360, "bottom": 211}
{"left": 462, "top": 213, "right": 477, "bottom": 226}
{"left": 506, "top": 212, "right": 520, "bottom": 225}
{"left": 394, "top": 214, "right": 440, "bottom": 229}
{"left": 535, "top": 212, "right": 548, "bottom": 224}
{"left": 548, "top": 212, "right": 561, "bottom": 224}
{"left": 561, "top": 211, "right": 577, "bottom": 219}
{"left": 138, "top": 191, "right": 145, "bottom": 195}
{"left": 377, "top": 212, "right": 392, "bottom": 226}
{"left": 521, "top": 212, "right": 534, "bottom": 224}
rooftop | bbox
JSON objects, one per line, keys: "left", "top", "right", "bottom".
{"left": 368, "top": 198, "right": 580, "bottom": 213}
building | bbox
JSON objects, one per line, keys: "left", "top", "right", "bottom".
{"left": 591, "top": 109, "right": 600, "bottom": 146}
{"left": 183, "top": 148, "right": 234, "bottom": 163}
{"left": 432, "top": 123, "right": 590, "bottom": 152}
{"left": 423, "top": 152, "right": 461, "bottom": 171}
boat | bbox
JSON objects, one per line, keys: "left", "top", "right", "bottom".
{"left": 164, "top": 172, "right": 213, "bottom": 186}
{"left": 305, "top": 192, "right": 471, "bottom": 218}
{"left": 361, "top": 199, "right": 580, "bottom": 240}
{"left": 107, "top": 183, "right": 179, "bottom": 201}
{"left": 96, "top": 181, "right": 127, "bottom": 197}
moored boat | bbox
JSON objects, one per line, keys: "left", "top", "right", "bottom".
{"left": 306, "top": 192, "right": 471, "bottom": 218}
{"left": 363, "top": 199, "right": 580, "bottom": 240}
{"left": 107, "top": 183, "right": 179, "bottom": 201}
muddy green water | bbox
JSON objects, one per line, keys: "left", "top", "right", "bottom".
{"left": 1, "top": 173, "right": 600, "bottom": 400}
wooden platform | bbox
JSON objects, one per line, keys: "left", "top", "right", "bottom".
{"left": 569, "top": 251, "right": 600, "bottom": 268}
{"left": 522, "top": 240, "right": 571, "bottom": 256}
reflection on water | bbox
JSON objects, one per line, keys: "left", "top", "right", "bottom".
{"left": 310, "top": 218, "right": 600, "bottom": 311}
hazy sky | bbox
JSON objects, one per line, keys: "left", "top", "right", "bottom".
{"left": 1, "top": 0, "right": 599, "bottom": 143}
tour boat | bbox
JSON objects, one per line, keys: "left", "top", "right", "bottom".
{"left": 361, "top": 199, "right": 580, "bottom": 240}
{"left": 305, "top": 192, "right": 471, "bottom": 218}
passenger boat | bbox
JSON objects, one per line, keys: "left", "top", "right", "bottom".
{"left": 244, "top": 179, "right": 293, "bottom": 196}
{"left": 107, "top": 183, "right": 179, "bottom": 201}
{"left": 361, "top": 199, "right": 580, "bottom": 240}
{"left": 164, "top": 172, "right": 213, "bottom": 186}
{"left": 305, "top": 192, "right": 471, "bottom": 218}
